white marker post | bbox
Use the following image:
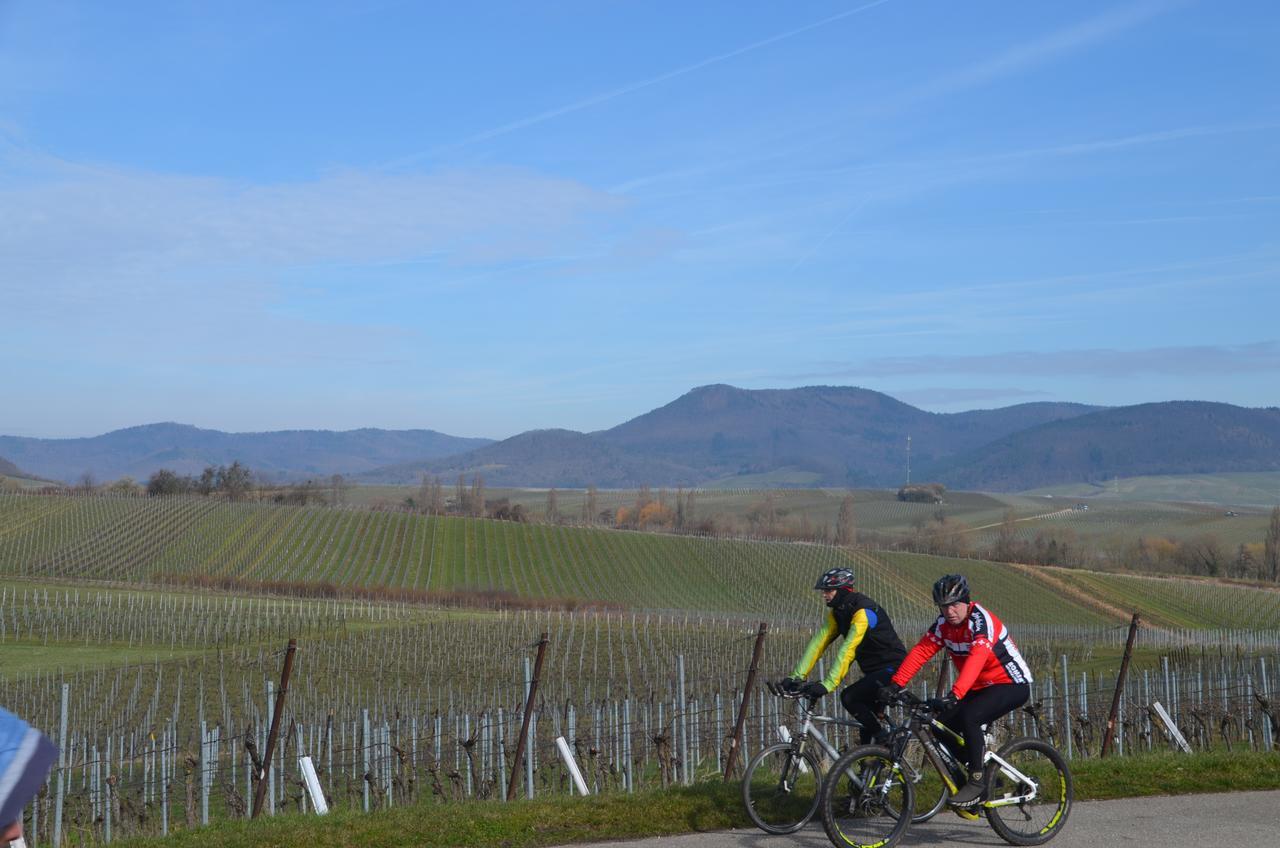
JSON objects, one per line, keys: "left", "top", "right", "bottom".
{"left": 299, "top": 756, "right": 329, "bottom": 814}
{"left": 1151, "top": 701, "right": 1192, "bottom": 753}
{"left": 554, "top": 736, "right": 590, "bottom": 796}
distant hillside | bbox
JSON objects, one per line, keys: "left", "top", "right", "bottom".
{"left": 357, "top": 385, "right": 1101, "bottom": 487}
{"left": 930, "top": 402, "right": 1280, "bottom": 490}
{"left": 595, "top": 384, "right": 1100, "bottom": 486}
{"left": 14, "top": 388, "right": 1279, "bottom": 492}
{"left": 356, "top": 428, "right": 700, "bottom": 487}
{"left": 370, "top": 387, "right": 1277, "bottom": 491}
{"left": 0, "top": 423, "right": 493, "bottom": 483}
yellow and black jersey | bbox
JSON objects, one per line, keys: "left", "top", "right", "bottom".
{"left": 791, "top": 591, "right": 907, "bottom": 692}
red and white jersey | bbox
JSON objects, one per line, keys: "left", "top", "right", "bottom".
{"left": 891, "top": 602, "right": 1032, "bottom": 698}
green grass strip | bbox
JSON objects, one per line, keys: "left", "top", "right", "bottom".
{"left": 108, "top": 750, "right": 1280, "bottom": 848}
{"left": 1071, "top": 748, "right": 1280, "bottom": 799}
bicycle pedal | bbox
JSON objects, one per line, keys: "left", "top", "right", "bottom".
{"left": 951, "top": 806, "right": 981, "bottom": 821}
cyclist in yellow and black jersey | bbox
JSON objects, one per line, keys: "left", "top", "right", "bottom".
{"left": 780, "top": 567, "right": 908, "bottom": 745}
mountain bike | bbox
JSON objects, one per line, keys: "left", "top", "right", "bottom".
{"left": 818, "top": 689, "right": 1072, "bottom": 848}
{"left": 741, "top": 681, "right": 948, "bottom": 834}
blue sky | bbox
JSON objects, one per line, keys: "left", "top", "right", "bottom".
{"left": 2, "top": 0, "right": 1278, "bottom": 439}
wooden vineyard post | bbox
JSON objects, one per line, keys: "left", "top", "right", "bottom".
{"left": 1101, "top": 613, "right": 1141, "bottom": 758}
{"left": 252, "top": 638, "right": 297, "bottom": 818}
{"left": 934, "top": 651, "right": 952, "bottom": 698}
{"left": 723, "top": 622, "right": 768, "bottom": 781}
{"left": 507, "top": 633, "right": 549, "bottom": 801}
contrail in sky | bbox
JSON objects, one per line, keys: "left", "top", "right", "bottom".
{"left": 384, "top": 0, "right": 898, "bottom": 168}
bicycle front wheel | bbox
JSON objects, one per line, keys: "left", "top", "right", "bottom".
{"left": 742, "top": 742, "right": 823, "bottom": 834}
{"left": 984, "top": 737, "right": 1073, "bottom": 846}
{"left": 820, "top": 745, "right": 914, "bottom": 848}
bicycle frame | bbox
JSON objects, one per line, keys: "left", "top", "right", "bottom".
{"left": 778, "top": 711, "right": 845, "bottom": 761}
{"left": 890, "top": 703, "right": 1040, "bottom": 808}
{"left": 771, "top": 689, "right": 863, "bottom": 780}
{"left": 893, "top": 714, "right": 965, "bottom": 794}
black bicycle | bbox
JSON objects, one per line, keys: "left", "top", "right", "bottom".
{"left": 818, "top": 689, "right": 1072, "bottom": 848}
{"left": 742, "top": 682, "right": 948, "bottom": 835}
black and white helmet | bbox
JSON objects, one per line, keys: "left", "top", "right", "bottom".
{"left": 932, "top": 574, "right": 970, "bottom": 606}
{"left": 815, "top": 568, "right": 856, "bottom": 591}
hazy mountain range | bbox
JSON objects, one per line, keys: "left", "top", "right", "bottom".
{"left": 5, "top": 386, "right": 1279, "bottom": 492}
{"left": 0, "top": 423, "right": 491, "bottom": 484}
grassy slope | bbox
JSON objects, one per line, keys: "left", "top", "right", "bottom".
{"left": 0, "top": 642, "right": 210, "bottom": 675}
{"left": 106, "top": 750, "right": 1280, "bottom": 848}
{"left": 1023, "top": 471, "right": 1280, "bottom": 507}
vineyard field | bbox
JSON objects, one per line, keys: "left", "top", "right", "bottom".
{"left": 1, "top": 494, "right": 1278, "bottom": 845}
{"left": 341, "top": 484, "right": 1274, "bottom": 554}
{"left": 2, "top": 494, "right": 1278, "bottom": 639}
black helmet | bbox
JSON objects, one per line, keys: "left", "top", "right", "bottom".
{"left": 932, "top": 574, "right": 970, "bottom": 606}
{"left": 815, "top": 567, "right": 856, "bottom": 591}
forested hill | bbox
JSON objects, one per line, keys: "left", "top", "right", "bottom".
{"left": 0, "top": 456, "right": 32, "bottom": 478}
{"left": 361, "top": 385, "right": 1104, "bottom": 488}
{"left": 595, "top": 384, "right": 1100, "bottom": 485}
{"left": 354, "top": 428, "right": 698, "bottom": 487}
{"left": 13, "top": 389, "right": 1280, "bottom": 491}
{"left": 926, "top": 401, "right": 1280, "bottom": 490}
{"left": 0, "top": 423, "right": 493, "bottom": 484}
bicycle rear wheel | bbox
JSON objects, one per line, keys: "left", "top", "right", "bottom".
{"left": 742, "top": 742, "right": 823, "bottom": 834}
{"left": 984, "top": 737, "right": 1072, "bottom": 846}
{"left": 820, "top": 745, "right": 914, "bottom": 848}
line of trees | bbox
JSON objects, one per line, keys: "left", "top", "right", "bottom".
{"left": 145, "top": 462, "right": 255, "bottom": 500}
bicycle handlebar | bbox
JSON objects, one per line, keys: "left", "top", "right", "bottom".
{"left": 765, "top": 679, "right": 821, "bottom": 704}
{"left": 886, "top": 688, "right": 946, "bottom": 716}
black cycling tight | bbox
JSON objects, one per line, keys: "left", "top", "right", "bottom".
{"left": 938, "top": 682, "right": 1030, "bottom": 773}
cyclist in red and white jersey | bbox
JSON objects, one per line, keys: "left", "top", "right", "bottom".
{"left": 882, "top": 574, "right": 1032, "bottom": 808}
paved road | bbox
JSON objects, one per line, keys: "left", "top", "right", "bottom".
{"left": 584, "top": 790, "right": 1279, "bottom": 848}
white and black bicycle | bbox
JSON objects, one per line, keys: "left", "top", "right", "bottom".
{"left": 818, "top": 688, "right": 1072, "bottom": 848}
{"left": 741, "top": 681, "right": 949, "bottom": 834}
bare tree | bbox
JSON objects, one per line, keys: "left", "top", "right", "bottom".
{"left": 836, "top": 493, "right": 857, "bottom": 546}
{"left": 77, "top": 471, "right": 97, "bottom": 494}
{"left": 197, "top": 466, "right": 217, "bottom": 496}
{"left": 217, "top": 461, "right": 254, "bottom": 501}
{"left": 147, "top": 469, "right": 192, "bottom": 497}
{"left": 427, "top": 476, "right": 445, "bottom": 515}
{"left": 992, "top": 509, "right": 1019, "bottom": 562}
{"left": 545, "top": 488, "right": 560, "bottom": 524}
{"left": 107, "top": 476, "right": 142, "bottom": 497}
{"left": 330, "top": 474, "right": 347, "bottom": 507}
{"left": 1266, "top": 506, "right": 1280, "bottom": 582}
{"left": 1176, "top": 533, "right": 1225, "bottom": 577}
{"left": 586, "top": 484, "right": 599, "bottom": 524}
{"left": 417, "top": 474, "right": 432, "bottom": 513}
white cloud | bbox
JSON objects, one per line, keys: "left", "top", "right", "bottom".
{"left": 0, "top": 153, "right": 624, "bottom": 295}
